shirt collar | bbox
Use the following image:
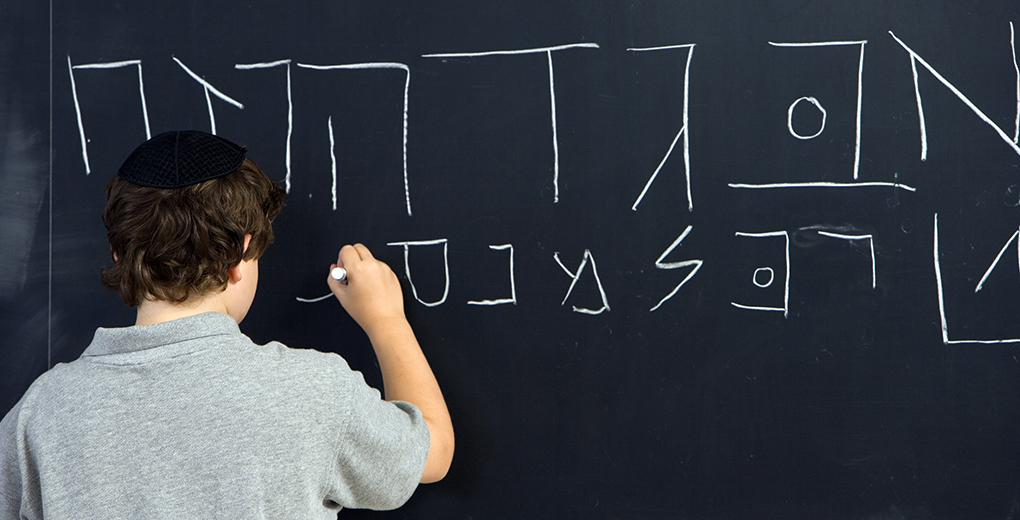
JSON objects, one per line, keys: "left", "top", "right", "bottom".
{"left": 82, "top": 312, "right": 241, "bottom": 357}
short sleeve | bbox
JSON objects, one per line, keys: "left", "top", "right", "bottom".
{"left": 0, "top": 402, "right": 24, "bottom": 518}
{"left": 323, "top": 360, "right": 430, "bottom": 510}
{"left": 1, "top": 396, "right": 43, "bottom": 520}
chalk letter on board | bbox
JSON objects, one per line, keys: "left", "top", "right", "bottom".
{"left": 731, "top": 231, "right": 790, "bottom": 318}
{"left": 973, "top": 227, "right": 1020, "bottom": 294}
{"left": 727, "top": 41, "right": 915, "bottom": 192}
{"left": 627, "top": 44, "right": 696, "bottom": 212}
{"left": 817, "top": 231, "right": 876, "bottom": 289}
{"left": 1007, "top": 20, "right": 1015, "bottom": 143}
{"left": 235, "top": 60, "right": 294, "bottom": 192}
{"left": 68, "top": 56, "right": 151, "bottom": 174}
{"left": 468, "top": 244, "right": 517, "bottom": 306}
{"left": 890, "top": 29, "right": 1020, "bottom": 160}
{"left": 172, "top": 57, "right": 244, "bottom": 136}
{"left": 769, "top": 40, "right": 865, "bottom": 179}
{"left": 296, "top": 62, "right": 412, "bottom": 216}
{"left": 423, "top": 43, "right": 600, "bottom": 204}
{"left": 553, "top": 249, "right": 610, "bottom": 315}
{"left": 328, "top": 116, "right": 338, "bottom": 211}
{"left": 754, "top": 268, "right": 775, "bottom": 287}
{"left": 787, "top": 97, "right": 827, "bottom": 140}
{"left": 933, "top": 214, "right": 1020, "bottom": 344}
{"left": 650, "top": 225, "right": 703, "bottom": 311}
{"left": 387, "top": 239, "right": 450, "bottom": 307}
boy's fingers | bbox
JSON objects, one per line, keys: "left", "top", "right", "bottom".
{"left": 352, "top": 243, "right": 374, "bottom": 261}
{"left": 337, "top": 244, "right": 361, "bottom": 266}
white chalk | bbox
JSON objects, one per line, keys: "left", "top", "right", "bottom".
{"left": 331, "top": 267, "right": 347, "bottom": 281}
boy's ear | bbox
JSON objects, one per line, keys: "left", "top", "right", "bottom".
{"left": 227, "top": 263, "right": 244, "bottom": 283}
{"left": 227, "top": 235, "right": 253, "bottom": 284}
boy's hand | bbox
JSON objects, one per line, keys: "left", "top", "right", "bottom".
{"left": 326, "top": 243, "right": 455, "bottom": 482}
{"left": 327, "top": 244, "right": 407, "bottom": 337}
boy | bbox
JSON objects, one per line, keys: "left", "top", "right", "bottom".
{"left": 0, "top": 130, "right": 453, "bottom": 518}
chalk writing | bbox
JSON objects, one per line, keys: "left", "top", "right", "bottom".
{"left": 388, "top": 239, "right": 450, "bottom": 307}
{"left": 423, "top": 43, "right": 600, "bottom": 204}
{"left": 817, "top": 231, "right": 877, "bottom": 289}
{"left": 890, "top": 31, "right": 1020, "bottom": 160}
{"left": 933, "top": 214, "right": 1020, "bottom": 344}
{"left": 553, "top": 249, "right": 610, "bottom": 315}
{"left": 328, "top": 116, "right": 338, "bottom": 211}
{"left": 1013, "top": 21, "right": 1020, "bottom": 144}
{"left": 650, "top": 225, "right": 703, "bottom": 311}
{"left": 68, "top": 57, "right": 151, "bottom": 174}
{"left": 728, "top": 181, "right": 916, "bottom": 191}
{"left": 974, "top": 227, "right": 1020, "bottom": 294}
{"left": 729, "top": 40, "right": 876, "bottom": 190}
{"left": 772, "top": 40, "right": 866, "bottom": 178}
{"left": 753, "top": 268, "right": 775, "bottom": 288}
{"left": 467, "top": 244, "right": 517, "bottom": 306}
{"left": 234, "top": 60, "right": 294, "bottom": 192}
{"left": 731, "top": 231, "right": 790, "bottom": 318}
{"left": 627, "top": 44, "right": 695, "bottom": 212}
{"left": 296, "top": 62, "right": 413, "bottom": 215}
{"left": 787, "top": 96, "right": 826, "bottom": 140}
{"left": 61, "top": 23, "right": 1020, "bottom": 337}
{"left": 295, "top": 293, "right": 332, "bottom": 304}
{"left": 172, "top": 57, "right": 244, "bottom": 136}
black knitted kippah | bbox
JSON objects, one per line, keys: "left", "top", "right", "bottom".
{"left": 118, "top": 130, "right": 246, "bottom": 188}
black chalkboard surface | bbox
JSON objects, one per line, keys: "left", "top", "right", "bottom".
{"left": 4, "top": 1, "right": 1020, "bottom": 518}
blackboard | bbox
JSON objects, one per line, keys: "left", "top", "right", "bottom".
{"left": 4, "top": 1, "right": 1020, "bottom": 518}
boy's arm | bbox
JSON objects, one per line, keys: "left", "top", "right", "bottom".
{"left": 327, "top": 243, "right": 454, "bottom": 483}
{"left": 0, "top": 403, "right": 25, "bottom": 517}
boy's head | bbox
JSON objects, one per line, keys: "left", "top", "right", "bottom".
{"left": 101, "top": 131, "right": 286, "bottom": 307}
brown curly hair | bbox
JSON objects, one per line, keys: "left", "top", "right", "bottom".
{"left": 101, "top": 158, "right": 286, "bottom": 307}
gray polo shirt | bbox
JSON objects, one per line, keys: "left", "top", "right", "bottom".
{"left": 0, "top": 312, "right": 429, "bottom": 519}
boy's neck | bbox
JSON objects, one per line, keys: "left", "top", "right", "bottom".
{"left": 135, "top": 296, "right": 230, "bottom": 326}
{"left": 133, "top": 255, "right": 256, "bottom": 326}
